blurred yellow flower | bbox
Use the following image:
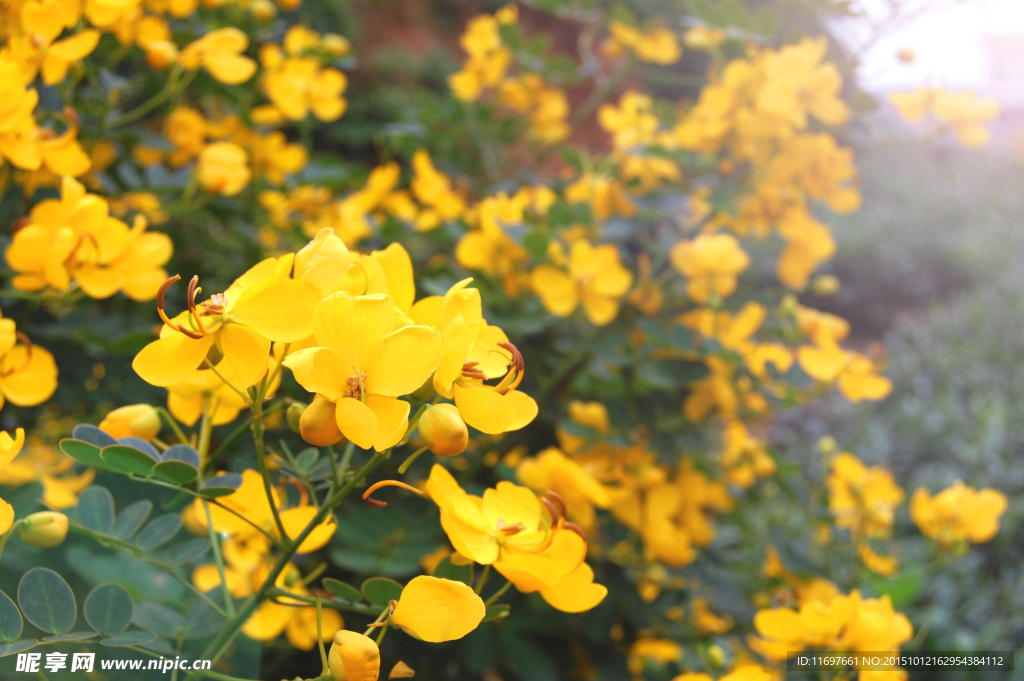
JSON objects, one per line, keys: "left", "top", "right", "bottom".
{"left": 179, "top": 27, "right": 257, "bottom": 84}
{"left": 910, "top": 481, "right": 1007, "bottom": 546}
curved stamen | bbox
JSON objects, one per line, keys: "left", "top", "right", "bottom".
{"left": 544, "top": 490, "right": 567, "bottom": 520}
{"left": 186, "top": 276, "right": 210, "bottom": 336}
{"left": 156, "top": 275, "right": 203, "bottom": 339}
{"left": 362, "top": 480, "right": 424, "bottom": 508}
{"left": 461, "top": 361, "right": 485, "bottom": 380}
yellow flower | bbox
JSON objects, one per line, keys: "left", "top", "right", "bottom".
{"left": 193, "top": 469, "right": 337, "bottom": 553}
{"left": 447, "top": 13, "right": 511, "bottom": 102}
{"left": 531, "top": 240, "right": 634, "bottom": 326}
{"left": 910, "top": 481, "right": 1007, "bottom": 546}
{"left": 179, "top": 27, "right": 257, "bottom": 84}
{"left": 605, "top": 21, "right": 681, "bottom": 65}
{"left": 424, "top": 464, "right": 606, "bottom": 613}
{"left": 627, "top": 638, "right": 682, "bottom": 675}
{"left": 516, "top": 447, "right": 610, "bottom": 532}
{"left": 196, "top": 142, "right": 251, "bottom": 196}
{"left": 670, "top": 233, "right": 749, "bottom": 302}
{"left": 99, "top": 404, "right": 160, "bottom": 440}
{"left": 168, "top": 357, "right": 280, "bottom": 426}
{"left": 827, "top": 452, "right": 903, "bottom": 539}
{"left": 797, "top": 334, "right": 891, "bottom": 402}
{"left": 756, "top": 37, "right": 849, "bottom": 129}
{"left": 390, "top": 575, "right": 485, "bottom": 642}
{"left": 283, "top": 292, "right": 441, "bottom": 451}
{"left": 720, "top": 420, "right": 775, "bottom": 488}
{"left": 328, "top": 631, "right": 379, "bottom": 681}
{"left": 163, "top": 107, "right": 208, "bottom": 167}
{"left": 564, "top": 173, "right": 635, "bottom": 222}
{"left": 261, "top": 49, "right": 347, "bottom": 122}
{"left": 888, "top": 87, "right": 999, "bottom": 148}
{"left": 7, "top": 176, "right": 172, "bottom": 300}
{"left": 597, "top": 92, "right": 659, "bottom": 150}
{"left": 409, "top": 278, "right": 536, "bottom": 435}
{"left": 133, "top": 256, "right": 322, "bottom": 387}
{"left": 410, "top": 150, "right": 465, "bottom": 231}
{"left": 684, "top": 26, "right": 725, "bottom": 50}
{"left": 0, "top": 430, "right": 26, "bottom": 533}
{"left": 692, "top": 597, "right": 733, "bottom": 634}
{"left": 0, "top": 441, "right": 93, "bottom": 509}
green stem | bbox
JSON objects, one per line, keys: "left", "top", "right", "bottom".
{"left": 204, "top": 402, "right": 285, "bottom": 473}
{"left": 362, "top": 607, "right": 391, "bottom": 637}
{"left": 337, "top": 441, "right": 355, "bottom": 477}
{"left": 203, "top": 501, "right": 236, "bottom": 617}
{"left": 327, "top": 443, "right": 339, "bottom": 485}
{"left": 203, "top": 359, "right": 250, "bottom": 402}
{"left": 0, "top": 521, "right": 22, "bottom": 564}
{"left": 316, "top": 595, "right": 329, "bottom": 675}
{"left": 483, "top": 579, "right": 513, "bottom": 606}
{"left": 198, "top": 403, "right": 214, "bottom": 461}
{"left": 374, "top": 621, "right": 390, "bottom": 645}
{"left": 106, "top": 65, "right": 197, "bottom": 129}
{"left": 155, "top": 407, "right": 190, "bottom": 445}
{"left": 251, "top": 377, "right": 288, "bottom": 546}
{"left": 265, "top": 588, "right": 379, "bottom": 615}
{"left": 397, "top": 446, "right": 429, "bottom": 475}
{"left": 475, "top": 564, "right": 490, "bottom": 595}
{"left": 190, "top": 450, "right": 388, "bottom": 674}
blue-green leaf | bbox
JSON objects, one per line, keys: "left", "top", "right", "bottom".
{"left": 18, "top": 569, "right": 76, "bottom": 635}
{"left": 135, "top": 515, "right": 181, "bottom": 551}
{"left": 41, "top": 631, "right": 98, "bottom": 641}
{"left": 323, "top": 579, "right": 362, "bottom": 602}
{"left": 0, "top": 589, "right": 22, "bottom": 642}
{"left": 0, "top": 640, "right": 36, "bottom": 657}
{"left": 77, "top": 486, "right": 115, "bottom": 535}
{"left": 161, "top": 445, "right": 200, "bottom": 468}
{"left": 101, "top": 631, "right": 156, "bottom": 647}
{"left": 431, "top": 556, "right": 473, "bottom": 585}
{"left": 72, "top": 425, "right": 116, "bottom": 448}
{"left": 152, "top": 460, "right": 198, "bottom": 485}
{"left": 84, "top": 584, "right": 133, "bottom": 636}
{"left": 131, "top": 603, "right": 184, "bottom": 638}
{"left": 361, "top": 577, "right": 403, "bottom": 608}
{"left": 112, "top": 500, "right": 152, "bottom": 539}
{"left": 59, "top": 439, "right": 119, "bottom": 472}
{"left": 100, "top": 445, "right": 158, "bottom": 476}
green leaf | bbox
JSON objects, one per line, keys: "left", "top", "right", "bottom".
{"left": 323, "top": 578, "right": 362, "bottom": 602}
{"left": 18, "top": 568, "right": 76, "bottom": 635}
{"left": 71, "top": 425, "right": 116, "bottom": 448}
{"left": 100, "top": 445, "right": 158, "bottom": 476}
{"left": 689, "top": 0, "right": 722, "bottom": 25}
{"left": 41, "top": 631, "right": 98, "bottom": 641}
{"left": 112, "top": 500, "right": 152, "bottom": 539}
{"left": 131, "top": 603, "right": 184, "bottom": 638}
{"left": 482, "top": 604, "right": 510, "bottom": 622}
{"left": 165, "top": 539, "right": 210, "bottom": 566}
{"left": 152, "top": 460, "right": 198, "bottom": 485}
{"left": 361, "top": 577, "right": 403, "bottom": 608}
{"left": 720, "top": 0, "right": 747, "bottom": 27}
{"left": 161, "top": 445, "right": 200, "bottom": 468}
{"left": 135, "top": 515, "right": 182, "bottom": 551}
{"left": 0, "top": 640, "right": 36, "bottom": 657}
{"left": 199, "top": 474, "right": 243, "bottom": 497}
{"left": 84, "top": 584, "right": 133, "bottom": 636}
{"left": 0, "top": 589, "right": 22, "bottom": 642}
{"left": 636, "top": 359, "right": 709, "bottom": 389}
{"left": 100, "top": 631, "right": 156, "bottom": 647}
{"left": 295, "top": 447, "right": 319, "bottom": 473}
{"left": 431, "top": 556, "right": 473, "bottom": 585}
{"left": 77, "top": 486, "right": 115, "bottom": 535}
{"left": 523, "top": 232, "right": 549, "bottom": 257}
{"left": 749, "top": 6, "right": 777, "bottom": 35}
{"left": 59, "top": 439, "right": 120, "bottom": 472}
{"left": 183, "top": 598, "right": 223, "bottom": 640}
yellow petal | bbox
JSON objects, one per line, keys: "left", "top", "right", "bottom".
{"left": 132, "top": 333, "right": 215, "bottom": 387}
{"left": 329, "top": 631, "right": 380, "bottom": 681}
{"left": 436, "top": 316, "right": 472, "bottom": 391}
{"left": 366, "top": 395, "right": 409, "bottom": 451}
{"left": 366, "top": 325, "right": 441, "bottom": 397}
{"left": 282, "top": 347, "right": 345, "bottom": 400}
{"left": 531, "top": 265, "right": 578, "bottom": 317}
{"left": 230, "top": 279, "right": 321, "bottom": 343}
{"left": 313, "top": 293, "right": 393, "bottom": 373}
{"left": 0, "top": 498, "right": 13, "bottom": 535}
{"left": 218, "top": 323, "right": 271, "bottom": 389}
{"left": 203, "top": 53, "right": 257, "bottom": 84}
{"left": 391, "top": 575, "right": 485, "bottom": 642}
{"left": 538, "top": 562, "right": 607, "bottom": 613}
{"left": 504, "top": 390, "right": 537, "bottom": 431}
{"left": 242, "top": 601, "right": 289, "bottom": 640}
{"left": 440, "top": 510, "right": 498, "bottom": 565}
{"left": 336, "top": 397, "right": 377, "bottom": 450}
{"left": 280, "top": 506, "right": 336, "bottom": 553}
{"left": 0, "top": 346, "right": 57, "bottom": 406}
{"left": 371, "top": 243, "right": 415, "bottom": 312}
{"left": 453, "top": 383, "right": 513, "bottom": 434}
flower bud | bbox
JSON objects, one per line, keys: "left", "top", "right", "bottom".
{"left": 287, "top": 401, "right": 307, "bottom": 434}
{"left": 329, "top": 631, "right": 380, "bottom": 681}
{"left": 300, "top": 397, "right": 343, "bottom": 446}
{"left": 898, "top": 48, "right": 915, "bottom": 63}
{"left": 811, "top": 274, "right": 840, "bottom": 296}
{"left": 707, "top": 644, "right": 725, "bottom": 668}
{"left": 418, "top": 404, "right": 468, "bottom": 457}
{"left": 19, "top": 512, "right": 69, "bottom": 548}
{"left": 99, "top": 404, "right": 161, "bottom": 441}
{"left": 322, "top": 33, "right": 351, "bottom": 57}
{"left": 145, "top": 41, "right": 179, "bottom": 70}
{"left": 250, "top": 0, "right": 276, "bottom": 21}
